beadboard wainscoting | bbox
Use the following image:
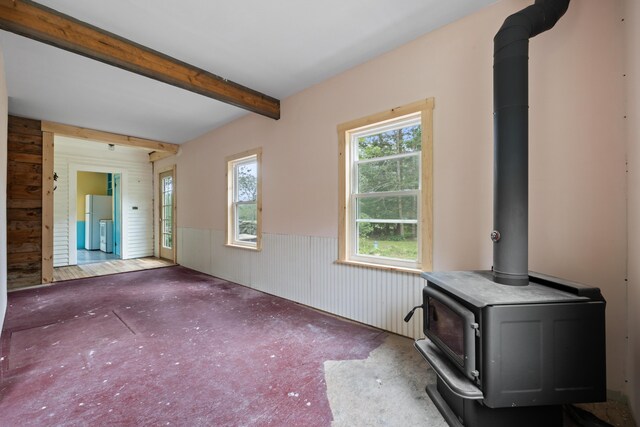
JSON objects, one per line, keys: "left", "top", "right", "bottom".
{"left": 177, "top": 227, "right": 425, "bottom": 339}
{"left": 53, "top": 154, "right": 69, "bottom": 265}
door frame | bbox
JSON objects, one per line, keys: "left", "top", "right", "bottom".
{"left": 157, "top": 164, "right": 177, "bottom": 263}
{"left": 68, "top": 164, "right": 127, "bottom": 265}
{"left": 40, "top": 121, "right": 180, "bottom": 283}
{"left": 113, "top": 173, "right": 122, "bottom": 257}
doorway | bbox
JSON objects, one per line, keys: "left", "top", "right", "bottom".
{"left": 74, "top": 170, "right": 122, "bottom": 265}
{"left": 43, "top": 128, "right": 179, "bottom": 285}
{"left": 63, "top": 163, "right": 127, "bottom": 267}
{"left": 159, "top": 168, "right": 176, "bottom": 261}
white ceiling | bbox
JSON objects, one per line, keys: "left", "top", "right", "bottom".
{"left": 0, "top": 0, "right": 496, "bottom": 143}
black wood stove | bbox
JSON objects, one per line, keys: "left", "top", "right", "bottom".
{"left": 406, "top": 1, "right": 607, "bottom": 426}
{"left": 412, "top": 271, "right": 606, "bottom": 427}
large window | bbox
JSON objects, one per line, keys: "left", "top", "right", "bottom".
{"left": 338, "top": 99, "right": 433, "bottom": 271}
{"left": 226, "top": 148, "right": 262, "bottom": 250}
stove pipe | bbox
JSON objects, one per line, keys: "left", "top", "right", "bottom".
{"left": 492, "top": 0, "right": 570, "bottom": 286}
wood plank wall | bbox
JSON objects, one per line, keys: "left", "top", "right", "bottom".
{"left": 7, "top": 115, "right": 43, "bottom": 289}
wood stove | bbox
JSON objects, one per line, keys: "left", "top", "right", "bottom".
{"left": 406, "top": 1, "right": 608, "bottom": 425}
{"left": 411, "top": 271, "right": 606, "bottom": 427}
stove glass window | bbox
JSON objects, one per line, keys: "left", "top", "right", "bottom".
{"left": 428, "top": 297, "right": 465, "bottom": 363}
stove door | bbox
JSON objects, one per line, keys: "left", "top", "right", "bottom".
{"left": 423, "top": 285, "right": 478, "bottom": 382}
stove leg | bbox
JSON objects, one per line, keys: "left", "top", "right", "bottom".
{"left": 426, "top": 383, "right": 463, "bottom": 427}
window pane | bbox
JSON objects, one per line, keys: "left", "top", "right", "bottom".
{"left": 236, "top": 162, "right": 257, "bottom": 202}
{"left": 227, "top": 151, "right": 261, "bottom": 248}
{"left": 163, "top": 176, "right": 173, "bottom": 193}
{"left": 163, "top": 219, "right": 172, "bottom": 234}
{"left": 356, "top": 195, "right": 418, "bottom": 221}
{"left": 163, "top": 233, "right": 172, "bottom": 249}
{"left": 357, "top": 155, "right": 419, "bottom": 193}
{"left": 236, "top": 203, "right": 257, "bottom": 242}
{"left": 357, "top": 124, "right": 421, "bottom": 160}
{"left": 357, "top": 222, "right": 418, "bottom": 261}
{"left": 164, "top": 191, "right": 172, "bottom": 207}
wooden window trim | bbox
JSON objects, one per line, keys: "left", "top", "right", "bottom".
{"left": 338, "top": 98, "right": 434, "bottom": 271}
{"left": 334, "top": 259, "right": 423, "bottom": 275}
{"left": 225, "top": 147, "right": 262, "bottom": 251}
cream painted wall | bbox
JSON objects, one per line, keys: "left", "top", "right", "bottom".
{"left": 624, "top": 0, "right": 639, "bottom": 419}
{"left": 157, "top": 0, "right": 628, "bottom": 395}
{"left": 0, "top": 47, "right": 8, "bottom": 335}
{"left": 76, "top": 171, "right": 108, "bottom": 217}
{"left": 526, "top": 0, "right": 628, "bottom": 400}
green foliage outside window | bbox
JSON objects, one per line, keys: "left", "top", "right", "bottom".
{"left": 355, "top": 124, "right": 421, "bottom": 261}
{"left": 236, "top": 161, "right": 258, "bottom": 242}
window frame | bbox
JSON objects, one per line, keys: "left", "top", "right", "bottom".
{"left": 226, "top": 147, "right": 262, "bottom": 250}
{"left": 338, "top": 99, "right": 434, "bottom": 273}
{"left": 161, "top": 171, "right": 174, "bottom": 250}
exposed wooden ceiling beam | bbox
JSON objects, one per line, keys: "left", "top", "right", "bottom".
{"left": 0, "top": 0, "right": 281, "bottom": 120}
{"left": 41, "top": 121, "right": 180, "bottom": 155}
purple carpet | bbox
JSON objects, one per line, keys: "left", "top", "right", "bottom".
{"left": 1, "top": 266, "right": 386, "bottom": 426}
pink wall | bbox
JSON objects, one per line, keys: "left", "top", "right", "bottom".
{"left": 158, "top": 0, "right": 629, "bottom": 395}
{"left": 624, "top": 0, "right": 640, "bottom": 419}
{"left": 527, "top": 0, "right": 628, "bottom": 400}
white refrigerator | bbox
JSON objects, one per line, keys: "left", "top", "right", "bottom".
{"left": 85, "top": 195, "right": 112, "bottom": 250}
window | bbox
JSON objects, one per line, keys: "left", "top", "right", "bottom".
{"left": 158, "top": 168, "right": 176, "bottom": 261}
{"left": 226, "top": 148, "right": 262, "bottom": 250}
{"left": 338, "top": 99, "right": 433, "bottom": 271}
{"left": 160, "top": 171, "right": 174, "bottom": 250}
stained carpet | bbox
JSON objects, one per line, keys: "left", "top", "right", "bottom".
{"left": 1, "top": 266, "right": 387, "bottom": 426}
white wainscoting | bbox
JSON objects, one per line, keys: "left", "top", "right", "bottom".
{"left": 53, "top": 157, "right": 70, "bottom": 266}
{"left": 177, "top": 227, "right": 425, "bottom": 339}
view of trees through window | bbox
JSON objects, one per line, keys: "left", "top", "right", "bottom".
{"left": 234, "top": 160, "right": 257, "bottom": 243}
{"left": 353, "top": 119, "right": 421, "bottom": 261}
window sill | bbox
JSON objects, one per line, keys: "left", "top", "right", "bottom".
{"left": 225, "top": 243, "right": 262, "bottom": 252}
{"left": 335, "top": 259, "right": 424, "bottom": 275}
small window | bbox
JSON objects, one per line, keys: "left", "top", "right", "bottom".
{"left": 338, "top": 99, "right": 433, "bottom": 271}
{"left": 226, "top": 148, "right": 262, "bottom": 250}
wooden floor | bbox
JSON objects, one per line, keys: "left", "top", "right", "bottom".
{"left": 53, "top": 257, "right": 175, "bottom": 281}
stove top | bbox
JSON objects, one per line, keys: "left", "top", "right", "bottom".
{"left": 421, "top": 270, "right": 591, "bottom": 308}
